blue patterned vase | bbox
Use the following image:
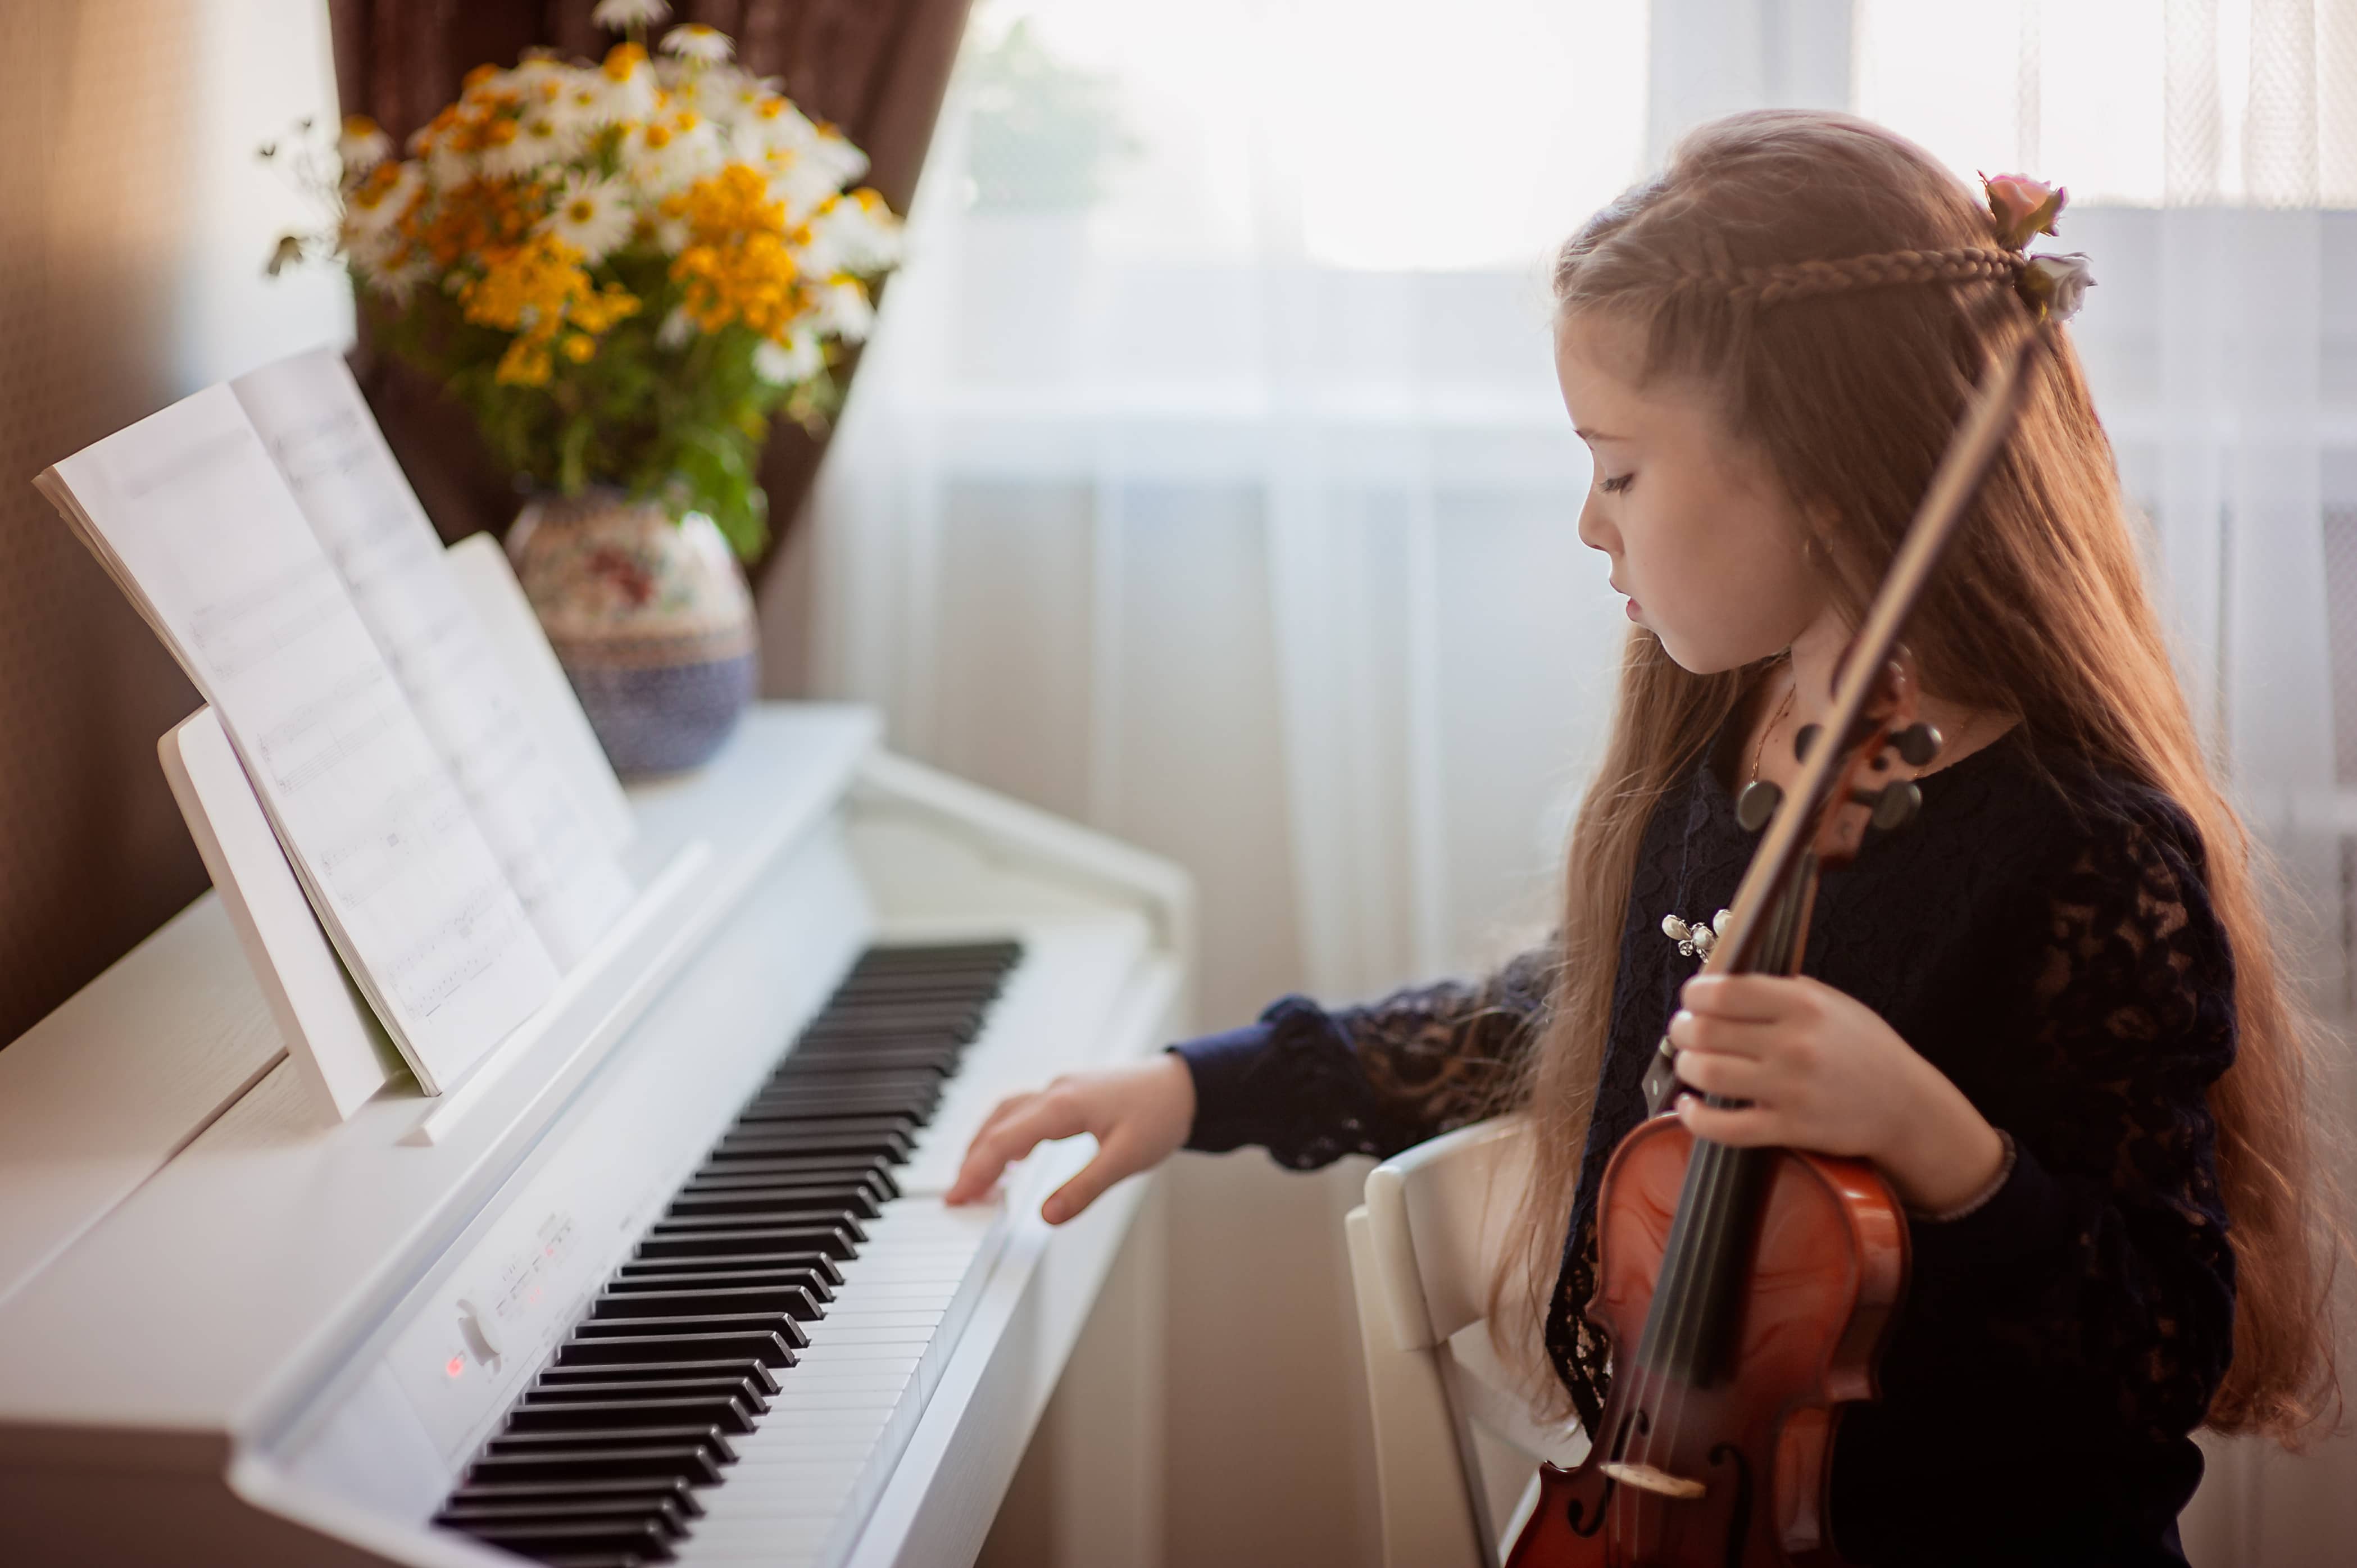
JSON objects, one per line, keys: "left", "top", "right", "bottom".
{"left": 507, "top": 489, "right": 757, "bottom": 777}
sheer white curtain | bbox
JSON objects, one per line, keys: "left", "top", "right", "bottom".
{"left": 794, "top": 1, "right": 2357, "bottom": 1557}
{"left": 802, "top": 0, "right": 1647, "bottom": 1030}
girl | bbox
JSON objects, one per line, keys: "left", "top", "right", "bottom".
{"left": 944, "top": 109, "right": 2337, "bottom": 1564}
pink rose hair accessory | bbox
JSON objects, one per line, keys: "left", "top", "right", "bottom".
{"left": 1980, "top": 171, "right": 2093, "bottom": 323}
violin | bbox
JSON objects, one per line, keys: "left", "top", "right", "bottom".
{"left": 1505, "top": 325, "right": 2052, "bottom": 1568}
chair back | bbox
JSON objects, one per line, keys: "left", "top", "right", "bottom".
{"left": 1345, "top": 1118, "right": 1586, "bottom": 1568}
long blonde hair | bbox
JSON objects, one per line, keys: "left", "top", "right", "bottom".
{"left": 1503, "top": 109, "right": 2338, "bottom": 1441}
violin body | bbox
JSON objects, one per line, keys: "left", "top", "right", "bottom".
{"left": 1505, "top": 1114, "right": 1909, "bottom": 1567}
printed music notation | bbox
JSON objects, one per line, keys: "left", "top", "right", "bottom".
{"left": 255, "top": 665, "right": 403, "bottom": 794}
{"left": 47, "top": 380, "right": 564, "bottom": 1091}
{"left": 185, "top": 556, "right": 348, "bottom": 680}
{"left": 385, "top": 875, "right": 538, "bottom": 1019}
{"left": 233, "top": 350, "right": 635, "bottom": 971}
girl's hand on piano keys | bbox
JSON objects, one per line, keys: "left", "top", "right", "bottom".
{"left": 943, "top": 1054, "right": 1197, "bottom": 1224}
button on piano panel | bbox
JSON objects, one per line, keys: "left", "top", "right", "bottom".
{"left": 434, "top": 941, "right": 1021, "bottom": 1568}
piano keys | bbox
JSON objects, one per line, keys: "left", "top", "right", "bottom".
{"left": 0, "top": 706, "right": 1191, "bottom": 1568}
{"left": 439, "top": 940, "right": 1023, "bottom": 1567}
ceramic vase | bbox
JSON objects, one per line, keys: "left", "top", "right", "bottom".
{"left": 507, "top": 489, "right": 756, "bottom": 777}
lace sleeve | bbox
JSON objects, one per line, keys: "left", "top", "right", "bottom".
{"left": 1905, "top": 793, "right": 2237, "bottom": 1446}
{"left": 1175, "top": 947, "right": 1555, "bottom": 1169}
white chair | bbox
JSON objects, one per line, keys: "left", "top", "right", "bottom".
{"left": 1345, "top": 1118, "right": 1588, "bottom": 1568}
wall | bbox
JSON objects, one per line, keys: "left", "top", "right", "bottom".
{"left": 0, "top": 0, "right": 351, "bottom": 1049}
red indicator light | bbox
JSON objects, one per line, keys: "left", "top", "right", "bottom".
{"left": 445, "top": 1356, "right": 466, "bottom": 1379}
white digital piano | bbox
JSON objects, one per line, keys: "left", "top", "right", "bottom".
{"left": 0, "top": 703, "right": 1192, "bottom": 1567}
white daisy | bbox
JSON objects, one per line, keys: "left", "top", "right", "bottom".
{"left": 551, "top": 71, "right": 620, "bottom": 134}
{"left": 343, "top": 161, "right": 423, "bottom": 239}
{"left": 753, "top": 331, "right": 823, "bottom": 387}
{"left": 364, "top": 252, "right": 435, "bottom": 306}
{"left": 592, "top": 0, "right": 669, "bottom": 30}
{"left": 660, "top": 24, "right": 735, "bottom": 64}
{"left": 424, "top": 138, "right": 476, "bottom": 194}
{"left": 482, "top": 108, "right": 576, "bottom": 179}
{"left": 339, "top": 116, "right": 392, "bottom": 175}
{"left": 539, "top": 173, "right": 637, "bottom": 263}
{"left": 807, "top": 276, "right": 876, "bottom": 342}
{"left": 729, "top": 92, "right": 815, "bottom": 161}
{"left": 656, "top": 306, "right": 697, "bottom": 349}
{"left": 620, "top": 111, "right": 723, "bottom": 198}
{"left": 800, "top": 188, "right": 901, "bottom": 275}
{"left": 765, "top": 131, "right": 869, "bottom": 222}
{"left": 668, "top": 63, "right": 756, "bottom": 123}
{"left": 599, "top": 54, "right": 662, "bottom": 124}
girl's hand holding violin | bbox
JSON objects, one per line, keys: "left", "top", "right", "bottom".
{"left": 942, "top": 1055, "right": 1196, "bottom": 1224}
{"left": 1667, "top": 972, "right": 2009, "bottom": 1215}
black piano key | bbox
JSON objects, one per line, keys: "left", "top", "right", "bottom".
{"left": 792, "top": 1009, "right": 975, "bottom": 1033}
{"left": 687, "top": 1159, "right": 898, "bottom": 1197}
{"left": 573, "top": 1312, "right": 812, "bottom": 1350}
{"left": 620, "top": 1250, "right": 844, "bottom": 1282}
{"left": 555, "top": 1331, "right": 799, "bottom": 1369}
{"left": 794, "top": 1022, "right": 973, "bottom": 1048}
{"left": 507, "top": 1396, "right": 755, "bottom": 1435}
{"left": 744, "top": 1089, "right": 941, "bottom": 1121}
{"left": 721, "top": 1110, "right": 920, "bottom": 1139}
{"left": 853, "top": 942, "right": 1019, "bottom": 969}
{"left": 760, "top": 1052, "right": 956, "bottom": 1080}
{"left": 611, "top": 1263, "right": 840, "bottom": 1296}
{"left": 537, "top": 1555, "right": 652, "bottom": 1568}
{"left": 526, "top": 1375, "right": 772, "bottom": 1412}
{"left": 465, "top": 1445, "right": 723, "bottom": 1488}
{"left": 652, "top": 1208, "right": 871, "bottom": 1237}
{"left": 437, "top": 1495, "right": 689, "bottom": 1538}
{"left": 754, "top": 1070, "right": 944, "bottom": 1103}
{"left": 829, "top": 980, "right": 1006, "bottom": 1005}
{"left": 635, "top": 1222, "right": 861, "bottom": 1260}
{"left": 709, "top": 1129, "right": 910, "bottom": 1162}
{"left": 538, "top": 1360, "right": 781, "bottom": 1397}
{"left": 786, "top": 1035, "right": 969, "bottom": 1062}
{"left": 608, "top": 1269, "right": 834, "bottom": 1305}
{"left": 678, "top": 1170, "right": 893, "bottom": 1206}
{"left": 485, "top": 1425, "right": 738, "bottom": 1466}
{"left": 590, "top": 1285, "right": 824, "bottom": 1324}
{"left": 665, "top": 1184, "right": 884, "bottom": 1221}
{"left": 452, "top": 1519, "right": 679, "bottom": 1562}
{"left": 442, "top": 1478, "right": 705, "bottom": 1519}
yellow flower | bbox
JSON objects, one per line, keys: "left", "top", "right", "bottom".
{"left": 660, "top": 163, "right": 809, "bottom": 338}
{"left": 460, "top": 232, "right": 641, "bottom": 385}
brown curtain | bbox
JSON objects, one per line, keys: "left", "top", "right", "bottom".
{"left": 327, "top": 0, "right": 973, "bottom": 585}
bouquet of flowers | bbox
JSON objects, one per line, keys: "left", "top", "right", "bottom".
{"left": 273, "top": 6, "right": 900, "bottom": 558}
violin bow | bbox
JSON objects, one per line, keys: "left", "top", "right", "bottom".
{"left": 1702, "top": 322, "right": 2054, "bottom": 980}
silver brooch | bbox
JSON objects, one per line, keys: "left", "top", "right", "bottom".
{"left": 1661, "top": 908, "right": 1731, "bottom": 959}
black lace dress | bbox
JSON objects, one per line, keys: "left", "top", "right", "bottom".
{"left": 1173, "top": 717, "right": 2237, "bottom": 1567}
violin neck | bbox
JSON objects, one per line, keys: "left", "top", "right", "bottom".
{"left": 1635, "top": 856, "right": 1820, "bottom": 1387}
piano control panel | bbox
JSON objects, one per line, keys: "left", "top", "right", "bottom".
{"left": 393, "top": 1206, "right": 596, "bottom": 1463}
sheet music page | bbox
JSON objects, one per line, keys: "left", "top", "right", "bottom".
{"left": 46, "top": 386, "right": 558, "bottom": 1091}
{"left": 231, "top": 349, "right": 635, "bottom": 969}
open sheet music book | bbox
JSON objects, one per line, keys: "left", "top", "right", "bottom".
{"left": 36, "top": 349, "right": 638, "bottom": 1093}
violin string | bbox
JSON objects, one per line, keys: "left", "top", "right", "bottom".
{"left": 1640, "top": 860, "right": 1801, "bottom": 1561}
